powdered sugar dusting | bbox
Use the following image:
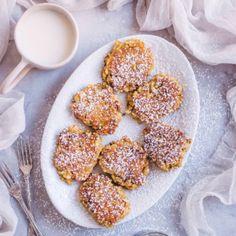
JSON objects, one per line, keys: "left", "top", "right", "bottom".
{"left": 25, "top": 37, "right": 233, "bottom": 236}
{"left": 80, "top": 174, "right": 130, "bottom": 227}
{"left": 53, "top": 126, "right": 101, "bottom": 183}
{"left": 144, "top": 123, "right": 191, "bottom": 170}
{"left": 71, "top": 84, "right": 121, "bottom": 135}
{"left": 10, "top": 4, "right": 235, "bottom": 235}
{"left": 99, "top": 136, "right": 148, "bottom": 188}
{"left": 40, "top": 35, "right": 199, "bottom": 228}
{"left": 103, "top": 40, "right": 154, "bottom": 92}
{"left": 128, "top": 74, "right": 183, "bottom": 123}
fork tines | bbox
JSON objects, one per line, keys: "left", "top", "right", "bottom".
{"left": 16, "top": 136, "right": 32, "bottom": 166}
{"left": 0, "top": 162, "right": 17, "bottom": 188}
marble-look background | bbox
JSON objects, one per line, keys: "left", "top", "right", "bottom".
{"left": 0, "top": 2, "right": 236, "bottom": 236}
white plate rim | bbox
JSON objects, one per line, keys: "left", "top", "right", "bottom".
{"left": 40, "top": 34, "right": 200, "bottom": 228}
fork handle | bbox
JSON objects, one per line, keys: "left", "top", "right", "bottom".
{"left": 24, "top": 175, "right": 34, "bottom": 236}
{"left": 17, "top": 198, "right": 44, "bottom": 236}
{"left": 24, "top": 175, "right": 32, "bottom": 210}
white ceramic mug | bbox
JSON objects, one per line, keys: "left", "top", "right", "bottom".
{"left": 0, "top": 3, "right": 79, "bottom": 94}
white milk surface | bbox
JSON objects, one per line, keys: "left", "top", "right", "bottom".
{"left": 16, "top": 9, "right": 76, "bottom": 66}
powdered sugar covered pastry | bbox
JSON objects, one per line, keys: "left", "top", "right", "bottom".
{"left": 53, "top": 125, "right": 102, "bottom": 184}
{"left": 79, "top": 174, "right": 130, "bottom": 227}
{"left": 71, "top": 83, "right": 122, "bottom": 135}
{"left": 102, "top": 39, "right": 154, "bottom": 92}
{"left": 127, "top": 73, "right": 183, "bottom": 123}
{"left": 144, "top": 122, "right": 191, "bottom": 171}
{"left": 99, "top": 136, "right": 149, "bottom": 189}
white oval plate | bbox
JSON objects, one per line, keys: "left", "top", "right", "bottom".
{"left": 41, "top": 34, "right": 200, "bottom": 228}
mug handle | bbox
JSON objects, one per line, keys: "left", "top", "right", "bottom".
{"left": 0, "top": 58, "right": 32, "bottom": 94}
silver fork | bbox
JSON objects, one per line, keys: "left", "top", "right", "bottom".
{"left": 16, "top": 136, "right": 34, "bottom": 236}
{"left": 0, "top": 162, "right": 43, "bottom": 236}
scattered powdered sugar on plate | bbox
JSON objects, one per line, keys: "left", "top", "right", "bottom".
{"left": 21, "top": 35, "right": 235, "bottom": 235}
{"left": 18, "top": 31, "right": 236, "bottom": 236}
{"left": 3, "top": 4, "right": 235, "bottom": 234}
{"left": 40, "top": 34, "right": 200, "bottom": 228}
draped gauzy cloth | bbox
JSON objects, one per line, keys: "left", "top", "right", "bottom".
{"left": 46, "top": 0, "right": 236, "bottom": 64}
{"left": 0, "top": 179, "right": 18, "bottom": 236}
{"left": 181, "top": 87, "right": 236, "bottom": 236}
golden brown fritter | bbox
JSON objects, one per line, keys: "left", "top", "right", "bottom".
{"left": 102, "top": 39, "right": 154, "bottom": 93}
{"left": 71, "top": 83, "right": 122, "bottom": 135}
{"left": 127, "top": 73, "right": 183, "bottom": 123}
{"left": 79, "top": 174, "right": 130, "bottom": 227}
{"left": 53, "top": 125, "right": 102, "bottom": 184}
{"left": 143, "top": 122, "right": 191, "bottom": 171}
{"left": 99, "top": 136, "right": 149, "bottom": 189}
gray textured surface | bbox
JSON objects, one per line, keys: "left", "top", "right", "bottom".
{"left": 0, "top": 3, "right": 236, "bottom": 236}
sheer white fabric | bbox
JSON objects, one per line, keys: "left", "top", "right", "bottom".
{"left": 0, "top": 180, "right": 18, "bottom": 236}
{"left": 181, "top": 118, "right": 236, "bottom": 236}
{"left": 0, "top": 91, "right": 25, "bottom": 150}
{"left": 180, "top": 86, "right": 236, "bottom": 236}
